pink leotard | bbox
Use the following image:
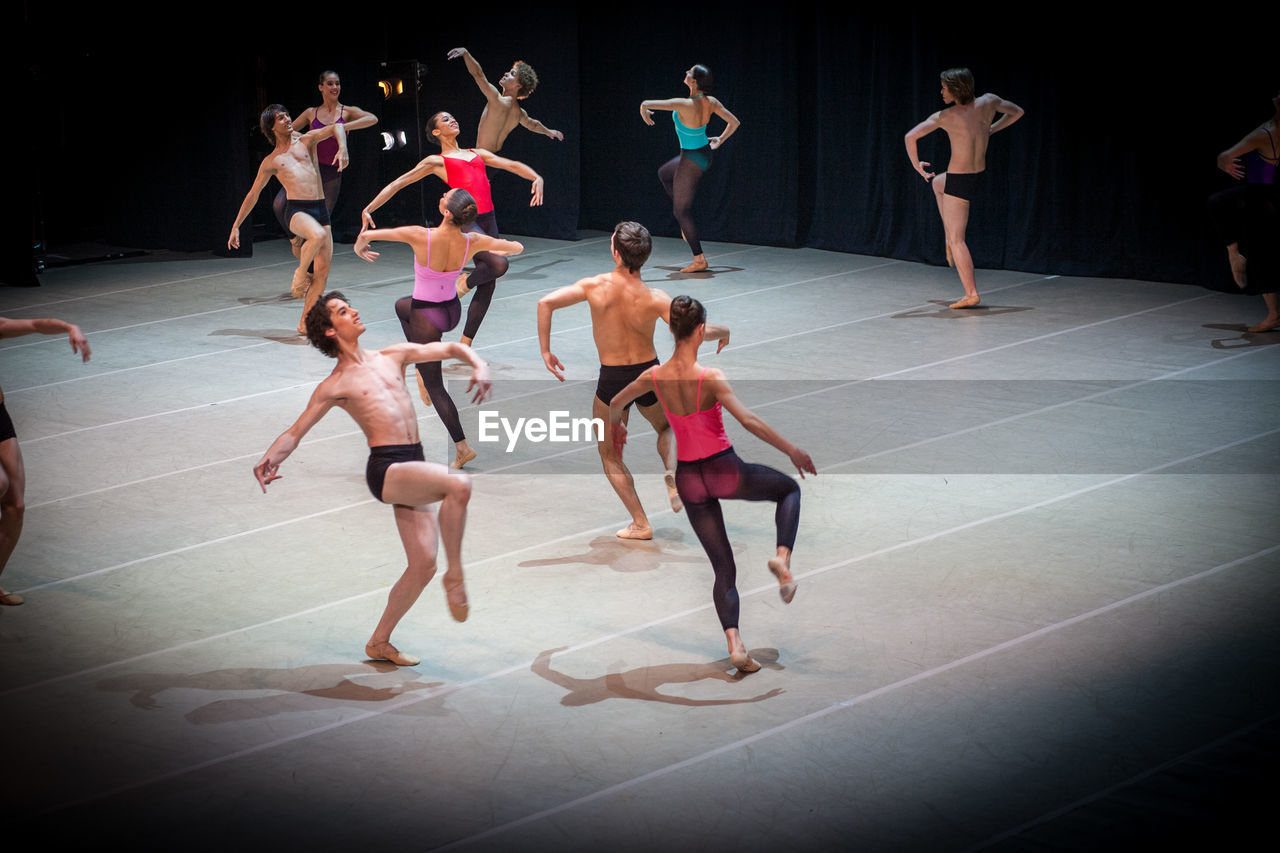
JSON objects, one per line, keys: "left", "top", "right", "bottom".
{"left": 651, "top": 367, "right": 733, "bottom": 462}
{"left": 412, "top": 231, "right": 472, "bottom": 302}
{"left": 312, "top": 106, "right": 345, "bottom": 169}
{"left": 443, "top": 151, "right": 495, "bottom": 214}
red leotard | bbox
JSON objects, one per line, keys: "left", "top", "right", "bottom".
{"left": 443, "top": 151, "right": 495, "bottom": 214}
{"left": 651, "top": 367, "right": 734, "bottom": 462}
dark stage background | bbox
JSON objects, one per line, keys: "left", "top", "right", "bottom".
{"left": 7, "top": 5, "right": 1274, "bottom": 292}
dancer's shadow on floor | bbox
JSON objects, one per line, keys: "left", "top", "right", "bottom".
{"left": 506, "top": 257, "right": 574, "bottom": 281}
{"left": 650, "top": 265, "right": 745, "bottom": 281}
{"left": 532, "top": 646, "right": 784, "bottom": 706}
{"left": 209, "top": 328, "right": 308, "bottom": 344}
{"left": 1204, "top": 323, "right": 1280, "bottom": 349}
{"left": 97, "top": 662, "right": 443, "bottom": 724}
{"left": 517, "top": 530, "right": 711, "bottom": 574}
{"left": 892, "top": 300, "right": 1034, "bottom": 319}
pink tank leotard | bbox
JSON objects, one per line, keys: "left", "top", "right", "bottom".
{"left": 443, "top": 151, "right": 495, "bottom": 214}
{"left": 312, "top": 106, "right": 345, "bottom": 169}
{"left": 651, "top": 367, "right": 733, "bottom": 462}
{"left": 412, "top": 231, "right": 472, "bottom": 302}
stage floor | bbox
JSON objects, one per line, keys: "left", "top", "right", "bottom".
{"left": 2, "top": 234, "right": 1278, "bottom": 850}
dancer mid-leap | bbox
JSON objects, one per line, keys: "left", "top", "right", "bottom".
{"left": 446, "top": 48, "right": 562, "bottom": 153}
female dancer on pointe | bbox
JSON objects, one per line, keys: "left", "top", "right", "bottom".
{"left": 608, "top": 296, "right": 815, "bottom": 673}
{"left": 1211, "top": 89, "right": 1280, "bottom": 332}
{"left": 355, "top": 188, "right": 523, "bottom": 469}
{"left": 640, "top": 65, "right": 740, "bottom": 273}
{"left": 361, "top": 111, "right": 543, "bottom": 346}
{"left": 273, "top": 70, "right": 379, "bottom": 259}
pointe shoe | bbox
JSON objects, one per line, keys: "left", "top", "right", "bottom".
{"left": 949, "top": 293, "right": 980, "bottom": 309}
{"left": 443, "top": 579, "right": 470, "bottom": 623}
{"left": 616, "top": 523, "right": 653, "bottom": 540}
{"left": 365, "top": 641, "right": 419, "bottom": 666}
{"left": 664, "top": 470, "right": 683, "bottom": 513}
{"left": 0, "top": 588, "right": 24, "bottom": 606}
{"left": 291, "top": 268, "right": 312, "bottom": 299}
{"left": 768, "top": 557, "right": 797, "bottom": 604}
{"left": 451, "top": 447, "right": 477, "bottom": 470}
{"left": 730, "top": 651, "right": 761, "bottom": 673}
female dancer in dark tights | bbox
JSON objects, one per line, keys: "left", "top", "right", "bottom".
{"left": 272, "top": 70, "right": 379, "bottom": 255}
{"left": 640, "top": 65, "right": 740, "bottom": 273}
{"left": 354, "top": 188, "right": 523, "bottom": 469}
{"left": 361, "top": 111, "right": 543, "bottom": 346}
{"left": 608, "top": 296, "right": 815, "bottom": 672}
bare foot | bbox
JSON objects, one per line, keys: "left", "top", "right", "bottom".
{"left": 730, "top": 650, "right": 761, "bottom": 673}
{"left": 616, "top": 523, "right": 653, "bottom": 540}
{"left": 768, "top": 557, "right": 797, "bottom": 604}
{"left": 365, "top": 641, "right": 420, "bottom": 666}
{"left": 442, "top": 577, "right": 469, "bottom": 622}
{"left": 456, "top": 273, "right": 472, "bottom": 297}
{"left": 681, "top": 256, "right": 708, "bottom": 274}
{"left": 451, "top": 446, "right": 477, "bottom": 470}
{"left": 1247, "top": 316, "right": 1280, "bottom": 333}
{"left": 291, "top": 268, "right": 312, "bottom": 299}
{"left": 0, "top": 587, "right": 24, "bottom": 606}
{"left": 664, "top": 470, "right": 683, "bottom": 513}
{"left": 949, "top": 293, "right": 980, "bottom": 309}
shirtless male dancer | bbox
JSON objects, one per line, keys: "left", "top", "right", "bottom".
{"left": 253, "top": 292, "right": 488, "bottom": 666}
{"left": 0, "top": 315, "right": 91, "bottom": 606}
{"left": 537, "top": 222, "right": 728, "bottom": 540}
{"left": 904, "top": 68, "right": 1024, "bottom": 309}
{"left": 229, "top": 104, "right": 348, "bottom": 334}
{"left": 446, "top": 48, "right": 563, "bottom": 152}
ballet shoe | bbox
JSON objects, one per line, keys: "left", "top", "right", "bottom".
{"left": 415, "top": 371, "right": 433, "bottom": 407}
{"left": 768, "top": 557, "right": 797, "bottom": 604}
{"left": 664, "top": 470, "right": 683, "bottom": 513}
{"left": 1247, "top": 317, "right": 1280, "bottom": 333}
{"left": 291, "top": 268, "right": 312, "bottom": 299}
{"left": 365, "top": 641, "right": 419, "bottom": 666}
{"left": 451, "top": 447, "right": 477, "bottom": 470}
{"left": 456, "top": 273, "right": 472, "bottom": 298}
{"left": 442, "top": 579, "right": 470, "bottom": 623}
{"left": 616, "top": 523, "right": 653, "bottom": 540}
{"left": 730, "top": 651, "right": 761, "bottom": 673}
{"left": 680, "top": 257, "right": 708, "bottom": 274}
{"left": 0, "top": 588, "right": 25, "bottom": 606}
{"left": 949, "top": 293, "right": 980, "bottom": 309}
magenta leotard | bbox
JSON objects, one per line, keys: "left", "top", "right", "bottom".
{"left": 651, "top": 367, "right": 733, "bottom": 462}
{"left": 412, "top": 231, "right": 473, "bottom": 302}
{"left": 443, "top": 151, "right": 495, "bottom": 214}
{"left": 312, "top": 106, "right": 345, "bottom": 169}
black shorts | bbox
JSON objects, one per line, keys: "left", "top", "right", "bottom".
{"left": 365, "top": 443, "right": 425, "bottom": 502}
{"left": 943, "top": 171, "right": 984, "bottom": 201}
{"left": 0, "top": 401, "right": 14, "bottom": 443}
{"left": 284, "top": 198, "right": 331, "bottom": 236}
{"left": 596, "top": 359, "right": 660, "bottom": 409}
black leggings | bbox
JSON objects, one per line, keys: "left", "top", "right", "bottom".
{"left": 658, "top": 149, "right": 711, "bottom": 256}
{"left": 395, "top": 295, "right": 465, "bottom": 442}
{"left": 460, "top": 211, "right": 509, "bottom": 340}
{"left": 676, "top": 448, "right": 801, "bottom": 631}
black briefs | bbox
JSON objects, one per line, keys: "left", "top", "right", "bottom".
{"left": 0, "top": 402, "right": 15, "bottom": 443}
{"left": 284, "top": 198, "right": 332, "bottom": 235}
{"left": 596, "top": 358, "right": 660, "bottom": 408}
{"left": 943, "top": 171, "right": 984, "bottom": 201}
{"left": 365, "top": 443, "right": 425, "bottom": 502}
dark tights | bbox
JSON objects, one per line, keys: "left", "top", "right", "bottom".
{"left": 460, "top": 211, "right": 509, "bottom": 340}
{"left": 395, "top": 295, "right": 465, "bottom": 442}
{"left": 658, "top": 151, "right": 709, "bottom": 256}
{"left": 676, "top": 448, "right": 801, "bottom": 631}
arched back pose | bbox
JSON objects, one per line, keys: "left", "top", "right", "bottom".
{"left": 1211, "top": 90, "right": 1280, "bottom": 332}
{"left": 355, "top": 189, "right": 523, "bottom": 469}
{"left": 608, "top": 296, "right": 816, "bottom": 673}
{"left": 640, "top": 64, "right": 740, "bottom": 273}
{"left": 446, "top": 48, "right": 563, "bottom": 152}
{"left": 271, "top": 70, "right": 379, "bottom": 252}
{"left": 0, "top": 315, "right": 91, "bottom": 606}
{"left": 229, "top": 104, "right": 346, "bottom": 333}
{"left": 361, "top": 111, "right": 544, "bottom": 346}
{"left": 253, "top": 292, "right": 491, "bottom": 666}
{"left": 904, "top": 68, "right": 1024, "bottom": 309}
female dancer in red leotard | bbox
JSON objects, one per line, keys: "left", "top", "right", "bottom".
{"left": 360, "top": 111, "right": 544, "bottom": 346}
{"left": 608, "top": 296, "right": 815, "bottom": 673}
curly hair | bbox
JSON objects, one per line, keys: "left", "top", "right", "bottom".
{"left": 304, "top": 291, "right": 349, "bottom": 357}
